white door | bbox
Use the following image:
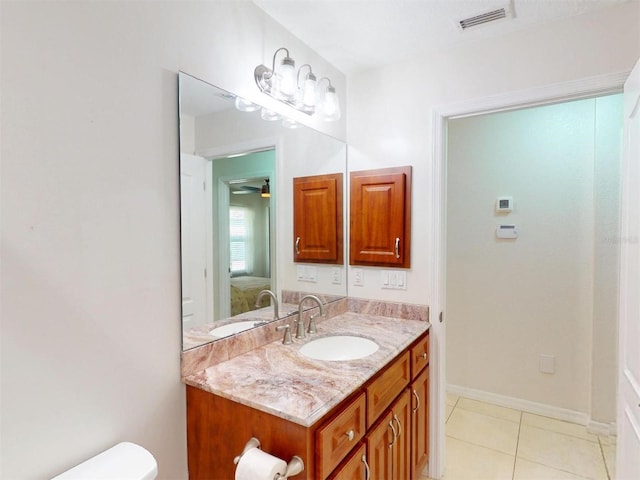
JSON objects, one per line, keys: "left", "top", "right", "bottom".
{"left": 180, "top": 153, "right": 208, "bottom": 332}
{"left": 617, "top": 58, "right": 640, "bottom": 480}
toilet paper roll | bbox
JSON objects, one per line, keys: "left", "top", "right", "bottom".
{"left": 235, "top": 447, "right": 287, "bottom": 480}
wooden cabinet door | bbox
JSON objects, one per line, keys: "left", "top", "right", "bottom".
{"left": 391, "top": 390, "right": 411, "bottom": 480}
{"left": 293, "top": 173, "right": 343, "bottom": 264}
{"left": 350, "top": 166, "right": 411, "bottom": 267}
{"left": 411, "top": 367, "right": 429, "bottom": 478}
{"left": 365, "top": 411, "right": 394, "bottom": 480}
{"left": 327, "top": 443, "right": 368, "bottom": 480}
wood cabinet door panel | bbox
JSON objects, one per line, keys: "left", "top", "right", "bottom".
{"left": 411, "top": 367, "right": 429, "bottom": 478}
{"left": 366, "top": 412, "right": 394, "bottom": 480}
{"left": 293, "top": 173, "right": 343, "bottom": 263}
{"left": 327, "top": 443, "right": 367, "bottom": 480}
{"left": 392, "top": 390, "right": 411, "bottom": 480}
{"left": 350, "top": 166, "right": 411, "bottom": 267}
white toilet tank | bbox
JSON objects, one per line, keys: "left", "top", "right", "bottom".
{"left": 51, "top": 442, "right": 158, "bottom": 480}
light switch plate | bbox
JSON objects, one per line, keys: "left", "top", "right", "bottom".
{"left": 381, "top": 270, "right": 407, "bottom": 290}
{"left": 353, "top": 268, "right": 364, "bottom": 286}
{"left": 331, "top": 267, "right": 342, "bottom": 285}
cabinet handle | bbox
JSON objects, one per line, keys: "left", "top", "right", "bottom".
{"left": 345, "top": 430, "right": 355, "bottom": 441}
{"left": 393, "top": 414, "right": 402, "bottom": 438}
{"left": 388, "top": 420, "right": 397, "bottom": 448}
{"left": 394, "top": 237, "right": 400, "bottom": 258}
{"left": 295, "top": 237, "right": 301, "bottom": 255}
{"left": 412, "top": 389, "right": 420, "bottom": 414}
{"left": 361, "top": 454, "right": 371, "bottom": 480}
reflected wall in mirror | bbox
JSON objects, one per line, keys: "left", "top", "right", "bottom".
{"left": 179, "top": 72, "right": 347, "bottom": 351}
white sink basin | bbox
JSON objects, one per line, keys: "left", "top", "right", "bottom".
{"left": 299, "top": 335, "right": 379, "bottom": 361}
{"left": 209, "top": 321, "right": 256, "bottom": 338}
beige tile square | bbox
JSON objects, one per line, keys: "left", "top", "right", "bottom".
{"left": 601, "top": 443, "right": 616, "bottom": 480}
{"left": 446, "top": 404, "right": 455, "bottom": 423}
{"left": 514, "top": 458, "right": 592, "bottom": 479}
{"left": 518, "top": 425, "right": 608, "bottom": 480}
{"left": 445, "top": 436, "right": 515, "bottom": 480}
{"left": 447, "top": 392, "right": 460, "bottom": 407}
{"left": 522, "top": 413, "right": 598, "bottom": 443}
{"left": 457, "top": 397, "right": 522, "bottom": 423}
{"left": 598, "top": 434, "right": 617, "bottom": 446}
{"left": 447, "top": 408, "right": 520, "bottom": 455}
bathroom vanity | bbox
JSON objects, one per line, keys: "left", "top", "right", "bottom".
{"left": 184, "top": 311, "right": 429, "bottom": 479}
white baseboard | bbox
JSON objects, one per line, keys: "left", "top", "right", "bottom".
{"left": 447, "top": 384, "right": 616, "bottom": 435}
{"left": 587, "top": 420, "right": 617, "bottom": 436}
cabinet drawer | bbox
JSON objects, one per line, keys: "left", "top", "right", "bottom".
{"left": 366, "top": 351, "right": 410, "bottom": 427}
{"left": 410, "top": 333, "right": 429, "bottom": 380}
{"left": 316, "top": 393, "right": 366, "bottom": 479}
{"left": 327, "top": 443, "right": 367, "bottom": 480}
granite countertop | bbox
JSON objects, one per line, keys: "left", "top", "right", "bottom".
{"left": 182, "top": 303, "right": 300, "bottom": 350}
{"left": 184, "top": 312, "right": 429, "bottom": 427}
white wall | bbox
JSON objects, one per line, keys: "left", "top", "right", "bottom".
{"left": 592, "top": 95, "right": 624, "bottom": 424}
{"left": 446, "top": 96, "right": 622, "bottom": 420}
{"left": 0, "top": 2, "right": 344, "bottom": 479}
{"left": 346, "top": 2, "right": 640, "bottom": 305}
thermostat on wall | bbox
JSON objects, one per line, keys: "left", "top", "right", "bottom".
{"left": 496, "top": 224, "right": 519, "bottom": 239}
{"left": 496, "top": 196, "right": 513, "bottom": 212}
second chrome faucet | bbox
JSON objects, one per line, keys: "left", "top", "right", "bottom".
{"left": 295, "top": 294, "right": 325, "bottom": 339}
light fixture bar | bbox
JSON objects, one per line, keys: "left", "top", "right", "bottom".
{"left": 253, "top": 47, "right": 340, "bottom": 121}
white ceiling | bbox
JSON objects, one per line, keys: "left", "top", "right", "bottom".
{"left": 253, "top": 0, "right": 628, "bottom": 74}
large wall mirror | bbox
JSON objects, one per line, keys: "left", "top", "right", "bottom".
{"left": 179, "top": 72, "right": 347, "bottom": 350}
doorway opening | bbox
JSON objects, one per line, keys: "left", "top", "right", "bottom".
{"left": 429, "top": 72, "right": 628, "bottom": 479}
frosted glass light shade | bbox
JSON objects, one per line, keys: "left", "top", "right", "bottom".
{"left": 321, "top": 87, "right": 341, "bottom": 121}
{"left": 300, "top": 75, "right": 317, "bottom": 111}
{"left": 275, "top": 58, "right": 296, "bottom": 100}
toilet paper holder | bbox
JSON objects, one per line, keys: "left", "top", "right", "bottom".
{"left": 233, "top": 437, "right": 304, "bottom": 479}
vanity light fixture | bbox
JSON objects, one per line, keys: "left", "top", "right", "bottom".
{"left": 254, "top": 47, "right": 340, "bottom": 122}
{"left": 261, "top": 179, "right": 271, "bottom": 198}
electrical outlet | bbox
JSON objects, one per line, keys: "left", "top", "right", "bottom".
{"left": 539, "top": 354, "right": 555, "bottom": 374}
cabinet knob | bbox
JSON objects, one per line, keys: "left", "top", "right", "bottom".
{"left": 421, "top": 353, "right": 427, "bottom": 360}
{"left": 345, "top": 430, "right": 354, "bottom": 441}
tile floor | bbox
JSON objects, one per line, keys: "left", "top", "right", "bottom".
{"left": 419, "top": 394, "right": 616, "bottom": 480}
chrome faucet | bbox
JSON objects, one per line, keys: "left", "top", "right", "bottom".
{"left": 255, "top": 289, "right": 279, "bottom": 323}
{"left": 295, "top": 294, "right": 325, "bottom": 339}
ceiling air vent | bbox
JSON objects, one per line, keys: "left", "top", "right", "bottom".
{"left": 459, "top": 7, "right": 510, "bottom": 30}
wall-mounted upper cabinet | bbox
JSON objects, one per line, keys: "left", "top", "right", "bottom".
{"left": 293, "top": 173, "right": 344, "bottom": 264}
{"left": 350, "top": 166, "right": 412, "bottom": 268}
